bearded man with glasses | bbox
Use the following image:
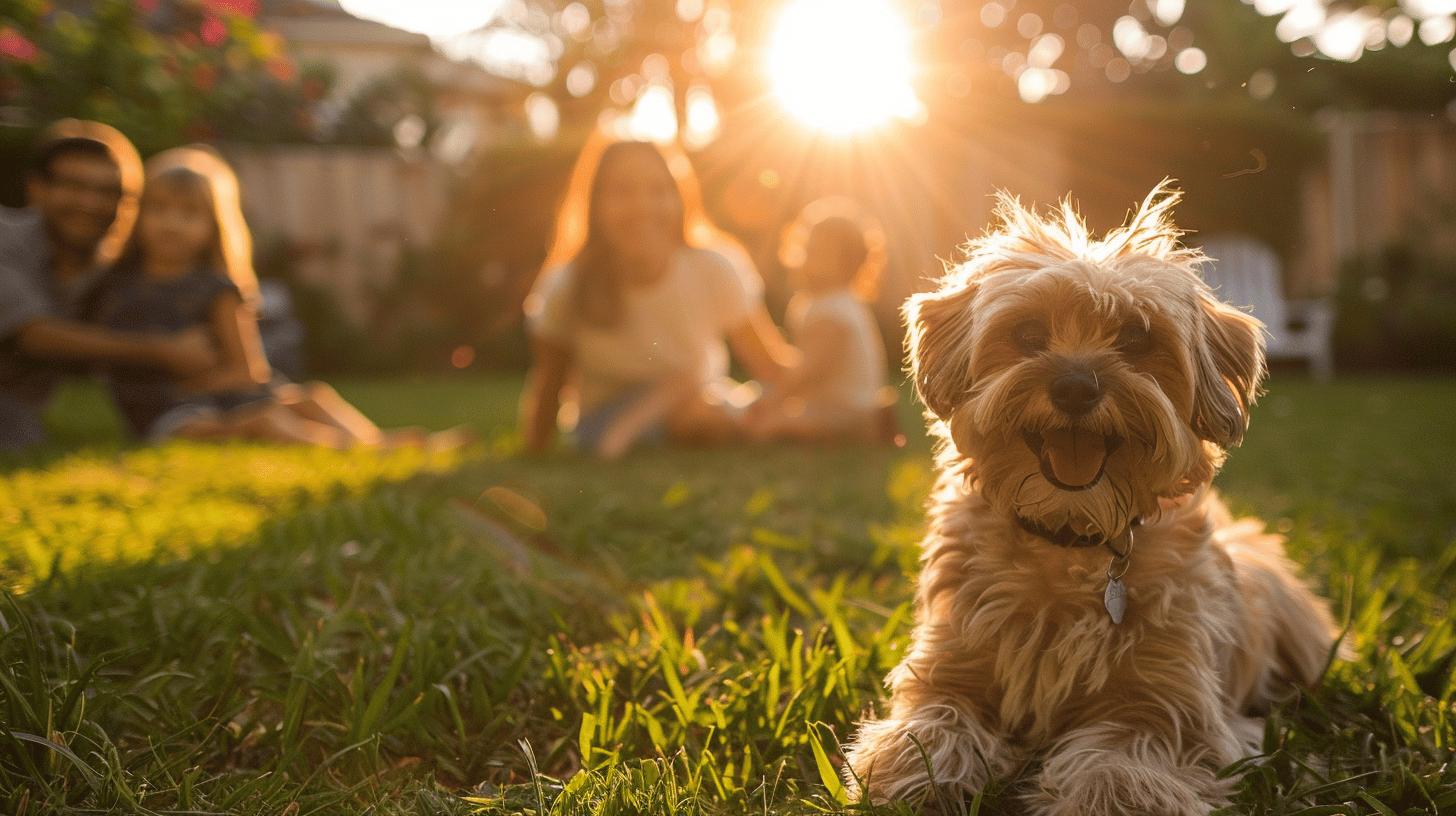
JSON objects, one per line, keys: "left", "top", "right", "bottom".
{"left": 1, "top": 119, "right": 217, "bottom": 451}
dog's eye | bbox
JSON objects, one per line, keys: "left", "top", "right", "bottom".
{"left": 1013, "top": 320, "right": 1049, "bottom": 353}
{"left": 1116, "top": 322, "right": 1153, "bottom": 355}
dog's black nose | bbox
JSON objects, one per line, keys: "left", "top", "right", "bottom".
{"left": 1049, "top": 370, "right": 1102, "bottom": 416}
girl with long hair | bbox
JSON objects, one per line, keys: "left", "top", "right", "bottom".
{"left": 94, "top": 146, "right": 465, "bottom": 448}
{"left": 520, "top": 134, "right": 795, "bottom": 457}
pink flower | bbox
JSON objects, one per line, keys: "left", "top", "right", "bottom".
{"left": 200, "top": 14, "right": 227, "bottom": 47}
{"left": 0, "top": 28, "right": 39, "bottom": 64}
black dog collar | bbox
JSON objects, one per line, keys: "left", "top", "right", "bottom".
{"left": 1014, "top": 515, "right": 1142, "bottom": 558}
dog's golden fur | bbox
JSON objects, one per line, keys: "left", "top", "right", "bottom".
{"left": 844, "top": 186, "right": 1338, "bottom": 814}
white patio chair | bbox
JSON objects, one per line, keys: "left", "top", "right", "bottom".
{"left": 1197, "top": 234, "right": 1334, "bottom": 381}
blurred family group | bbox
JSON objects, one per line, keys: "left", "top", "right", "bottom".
{"left": 1, "top": 120, "right": 893, "bottom": 458}
{"left": 520, "top": 137, "right": 895, "bottom": 459}
{"left": 0, "top": 119, "right": 465, "bottom": 453}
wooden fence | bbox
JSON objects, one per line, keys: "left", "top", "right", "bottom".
{"left": 222, "top": 145, "right": 450, "bottom": 321}
{"left": 1320, "top": 110, "right": 1456, "bottom": 265}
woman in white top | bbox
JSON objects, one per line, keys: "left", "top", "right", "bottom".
{"left": 520, "top": 136, "right": 795, "bottom": 458}
{"left": 747, "top": 199, "right": 893, "bottom": 442}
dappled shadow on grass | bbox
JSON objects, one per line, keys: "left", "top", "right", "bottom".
{"left": 1, "top": 435, "right": 930, "bottom": 815}
{"left": 2, "top": 458, "right": 520, "bottom": 814}
{"left": 0, "top": 375, "right": 526, "bottom": 587}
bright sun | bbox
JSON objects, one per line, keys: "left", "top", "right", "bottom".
{"left": 766, "top": 0, "right": 923, "bottom": 135}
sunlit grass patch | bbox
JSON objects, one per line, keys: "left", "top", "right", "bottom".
{"left": 1, "top": 441, "right": 465, "bottom": 585}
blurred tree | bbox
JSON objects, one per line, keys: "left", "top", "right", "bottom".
{"left": 920, "top": 0, "right": 1456, "bottom": 111}
{"left": 328, "top": 68, "right": 439, "bottom": 147}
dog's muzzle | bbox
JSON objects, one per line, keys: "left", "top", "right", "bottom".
{"left": 1048, "top": 369, "right": 1103, "bottom": 416}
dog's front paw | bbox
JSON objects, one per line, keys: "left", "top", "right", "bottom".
{"left": 1027, "top": 756, "right": 1219, "bottom": 816}
{"left": 842, "top": 712, "right": 1005, "bottom": 808}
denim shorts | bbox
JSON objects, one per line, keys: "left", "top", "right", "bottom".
{"left": 145, "top": 389, "right": 274, "bottom": 442}
{"left": 569, "top": 384, "right": 667, "bottom": 453}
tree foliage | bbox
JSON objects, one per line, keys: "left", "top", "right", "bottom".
{"left": 0, "top": 0, "right": 325, "bottom": 153}
{"left": 472, "top": 0, "right": 1456, "bottom": 132}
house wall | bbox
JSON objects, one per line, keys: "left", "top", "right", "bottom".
{"left": 269, "top": 18, "right": 432, "bottom": 103}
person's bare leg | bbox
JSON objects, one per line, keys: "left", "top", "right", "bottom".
{"left": 274, "top": 381, "right": 387, "bottom": 445}
{"left": 233, "top": 403, "right": 352, "bottom": 448}
{"left": 276, "top": 381, "right": 473, "bottom": 450}
{"left": 167, "top": 404, "right": 349, "bottom": 448}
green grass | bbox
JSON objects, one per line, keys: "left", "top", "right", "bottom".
{"left": 2, "top": 375, "right": 1454, "bottom": 815}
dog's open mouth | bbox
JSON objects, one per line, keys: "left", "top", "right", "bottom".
{"left": 1022, "top": 428, "right": 1121, "bottom": 491}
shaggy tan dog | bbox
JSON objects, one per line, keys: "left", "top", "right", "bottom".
{"left": 843, "top": 186, "right": 1339, "bottom": 814}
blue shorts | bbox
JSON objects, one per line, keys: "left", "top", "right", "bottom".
{"left": 569, "top": 385, "right": 667, "bottom": 453}
{"left": 145, "top": 389, "right": 274, "bottom": 442}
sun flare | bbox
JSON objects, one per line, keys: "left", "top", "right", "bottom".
{"left": 766, "top": 0, "right": 923, "bottom": 135}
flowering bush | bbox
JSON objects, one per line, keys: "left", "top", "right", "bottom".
{"left": 0, "top": 0, "right": 329, "bottom": 153}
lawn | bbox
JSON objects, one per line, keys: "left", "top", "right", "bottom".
{"left": 2, "top": 375, "right": 1454, "bottom": 815}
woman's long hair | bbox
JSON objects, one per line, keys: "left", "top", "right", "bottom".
{"left": 537, "top": 133, "right": 744, "bottom": 329}
{"left": 113, "top": 146, "right": 258, "bottom": 303}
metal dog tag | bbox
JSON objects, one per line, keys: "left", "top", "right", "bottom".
{"left": 1103, "top": 578, "right": 1127, "bottom": 625}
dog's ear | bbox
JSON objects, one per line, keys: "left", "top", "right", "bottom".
{"left": 904, "top": 276, "right": 980, "bottom": 419}
{"left": 1190, "top": 292, "right": 1265, "bottom": 447}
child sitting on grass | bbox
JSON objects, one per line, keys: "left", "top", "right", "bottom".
{"left": 91, "top": 146, "right": 467, "bottom": 449}
{"left": 747, "top": 199, "right": 896, "bottom": 443}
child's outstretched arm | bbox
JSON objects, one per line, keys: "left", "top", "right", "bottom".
{"left": 16, "top": 318, "right": 215, "bottom": 375}
{"left": 521, "top": 337, "right": 571, "bottom": 453}
{"left": 728, "top": 305, "right": 800, "bottom": 385}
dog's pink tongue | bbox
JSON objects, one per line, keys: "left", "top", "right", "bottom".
{"left": 1041, "top": 428, "right": 1108, "bottom": 487}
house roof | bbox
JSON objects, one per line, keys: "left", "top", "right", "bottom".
{"left": 257, "top": 0, "right": 353, "bottom": 19}
{"left": 258, "top": 0, "right": 532, "bottom": 101}
{"left": 260, "top": 0, "right": 434, "bottom": 49}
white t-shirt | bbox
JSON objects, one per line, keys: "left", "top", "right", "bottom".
{"left": 787, "top": 288, "right": 887, "bottom": 412}
{"left": 525, "top": 246, "right": 762, "bottom": 412}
